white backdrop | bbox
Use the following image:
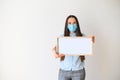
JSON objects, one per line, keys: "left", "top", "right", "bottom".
{"left": 0, "top": 0, "right": 120, "bottom": 80}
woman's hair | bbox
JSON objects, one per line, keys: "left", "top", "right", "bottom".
{"left": 61, "top": 15, "right": 85, "bottom": 62}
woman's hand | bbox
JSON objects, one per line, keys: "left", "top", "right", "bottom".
{"left": 90, "top": 35, "right": 95, "bottom": 43}
{"left": 52, "top": 46, "right": 65, "bottom": 58}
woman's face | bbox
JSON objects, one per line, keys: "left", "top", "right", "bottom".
{"left": 67, "top": 17, "right": 77, "bottom": 25}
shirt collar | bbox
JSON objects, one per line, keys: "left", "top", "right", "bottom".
{"left": 70, "top": 33, "right": 76, "bottom": 37}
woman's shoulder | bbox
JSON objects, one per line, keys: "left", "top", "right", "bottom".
{"left": 58, "top": 33, "right": 86, "bottom": 37}
{"left": 82, "top": 33, "right": 86, "bottom": 36}
{"left": 59, "top": 33, "right": 64, "bottom": 37}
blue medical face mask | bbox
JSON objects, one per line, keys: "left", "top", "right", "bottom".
{"left": 67, "top": 24, "right": 77, "bottom": 32}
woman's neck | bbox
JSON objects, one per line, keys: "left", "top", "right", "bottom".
{"left": 70, "top": 32, "right": 75, "bottom": 34}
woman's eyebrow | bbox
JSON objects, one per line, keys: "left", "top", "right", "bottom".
{"left": 73, "top": 22, "right": 76, "bottom": 24}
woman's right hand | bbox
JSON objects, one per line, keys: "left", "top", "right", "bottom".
{"left": 54, "top": 53, "right": 65, "bottom": 58}
{"left": 52, "top": 46, "right": 65, "bottom": 58}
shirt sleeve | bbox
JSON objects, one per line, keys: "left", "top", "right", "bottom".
{"left": 59, "top": 33, "right": 64, "bottom": 37}
{"left": 82, "top": 33, "right": 86, "bottom": 36}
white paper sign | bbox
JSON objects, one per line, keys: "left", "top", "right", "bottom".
{"left": 57, "top": 37, "right": 93, "bottom": 55}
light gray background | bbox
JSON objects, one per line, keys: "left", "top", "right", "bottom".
{"left": 0, "top": 0, "right": 120, "bottom": 80}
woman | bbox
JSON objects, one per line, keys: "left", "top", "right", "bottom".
{"left": 52, "top": 15, "right": 94, "bottom": 80}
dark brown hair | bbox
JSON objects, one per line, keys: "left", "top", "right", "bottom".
{"left": 60, "top": 15, "right": 85, "bottom": 62}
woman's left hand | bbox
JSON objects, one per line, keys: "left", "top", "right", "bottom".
{"left": 90, "top": 35, "right": 95, "bottom": 43}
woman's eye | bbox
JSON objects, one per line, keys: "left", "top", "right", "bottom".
{"left": 73, "top": 22, "right": 76, "bottom": 24}
{"left": 72, "top": 23, "right": 76, "bottom": 25}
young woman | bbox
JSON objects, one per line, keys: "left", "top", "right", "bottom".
{"left": 52, "top": 15, "right": 94, "bottom": 80}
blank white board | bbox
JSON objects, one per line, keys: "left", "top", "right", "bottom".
{"left": 57, "top": 37, "right": 93, "bottom": 55}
